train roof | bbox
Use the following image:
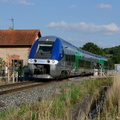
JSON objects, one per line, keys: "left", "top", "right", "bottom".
{"left": 38, "top": 36, "right": 108, "bottom": 61}
{"left": 38, "top": 36, "right": 57, "bottom": 42}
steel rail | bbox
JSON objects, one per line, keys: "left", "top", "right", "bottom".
{"left": 0, "top": 81, "right": 35, "bottom": 89}
{"left": 0, "top": 79, "right": 68, "bottom": 96}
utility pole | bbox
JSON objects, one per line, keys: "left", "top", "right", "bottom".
{"left": 9, "top": 18, "right": 14, "bottom": 29}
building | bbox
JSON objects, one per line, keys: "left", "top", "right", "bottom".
{"left": 0, "top": 29, "right": 41, "bottom": 66}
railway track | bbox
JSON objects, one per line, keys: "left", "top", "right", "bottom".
{"left": 0, "top": 75, "right": 104, "bottom": 112}
{"left": 0, "top": 81, "right": 47, "bottom": 96}
{"left": 0, "top": 79, "right": 69, "bottom": 96}
{"left": 0, "top": 75, "right": 92, "bottom": 96}
{"left": 0, "top": 81, "right": 35, "bottom": 89}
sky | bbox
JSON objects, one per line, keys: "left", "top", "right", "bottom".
{"left": 0, "top": 0, "right": 120, "bottom": 48}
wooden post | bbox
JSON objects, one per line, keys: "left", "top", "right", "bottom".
{"left": 7, "top": 54, "right": 10, "bottom": 82}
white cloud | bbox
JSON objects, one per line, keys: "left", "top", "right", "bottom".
{"left": 97, "top": 3, "right": 112, "bottom": 9}
{"left": 14, "top": 0, "right": 34, "bottom": 5}
{"left": 69, "top": 5, "right": 77, "bottom": 8}
{"left": 46, "top": 21, "right": 120, "bottom": 35}
{"left": 0, "top": 0, "right": 34, "bottom": 5}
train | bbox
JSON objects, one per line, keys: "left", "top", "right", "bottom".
{"left": 28, "top": 36, "right": 108, "bottom": 79}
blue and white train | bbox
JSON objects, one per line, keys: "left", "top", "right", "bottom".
{"left": 28, "top": 36, "right": 108, "bottom": 79}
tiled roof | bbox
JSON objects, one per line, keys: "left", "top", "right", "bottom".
{"left": 0, "top": 29, "right": 41, "bottom": 45}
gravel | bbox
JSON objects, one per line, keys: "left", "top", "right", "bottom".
{"left": 0, "top": 80, "right": 73, "bottom": 111}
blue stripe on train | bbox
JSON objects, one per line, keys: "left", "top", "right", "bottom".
{"left": 51, "top": 38, "right": 64, "bottom": 61}
{"left": 29, "top": 39, "right": 39, "bottom": 59}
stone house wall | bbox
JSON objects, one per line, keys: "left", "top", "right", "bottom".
{"left": 0, "top": 47, "right": 30, "bottom": 66}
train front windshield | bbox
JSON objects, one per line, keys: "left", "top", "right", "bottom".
{"left": 35, "top": 41, "right": 54, "bottom": 59}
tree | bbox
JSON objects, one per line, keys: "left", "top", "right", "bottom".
{"left": 0, "top": 58, "right": 6, "bottom": 76}
{"left": 81, "top": 42, "right": 104, "bottom": 56}
{"left": 103, "top": 45, "right": 120, "bottom": 69}
{"left": 104, "top": 45, "right": 120, "bottom": 56}
{"left": 111, "top": 56, "right": 120, "bottom": 64}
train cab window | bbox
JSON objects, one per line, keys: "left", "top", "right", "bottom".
{"left": 36, "top": 43, "right": 53, "bottom": 54}
{"left": 35, "top": 42, "right": 54, "bottom": 59}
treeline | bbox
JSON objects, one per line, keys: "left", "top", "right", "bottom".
{"left": 81, "top": 42, "right": 120, "bottom": 70}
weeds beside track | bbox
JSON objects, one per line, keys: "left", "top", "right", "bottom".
{"left": 0, "top": 76, "right": 113, "bottom": 120}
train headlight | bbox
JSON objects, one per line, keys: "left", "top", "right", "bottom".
{"left": 28, "top": 59, "right": 34, "bottom": 63}
{"left": 51, "top": 60, "right": 55, "bottom": 64}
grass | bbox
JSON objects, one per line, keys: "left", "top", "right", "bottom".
{"left": 0, "top": 77, "right": 112, "bottom": 120}
{"left": 96, "top": 72, "right": 120, "bottom": 120}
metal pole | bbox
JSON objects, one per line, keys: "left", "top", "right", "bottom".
{"left": 8, "top": 18, "right": 14, "bottom": 29}
{"left": 11, "top": 18, "right": 14, "bottom": 29}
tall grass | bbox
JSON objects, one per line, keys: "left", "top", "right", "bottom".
{"left": 0, "top": 78, "right": 111, "bottom": 120}
{"left": 97, "top": 72, "right": 120, "bottom": 120}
